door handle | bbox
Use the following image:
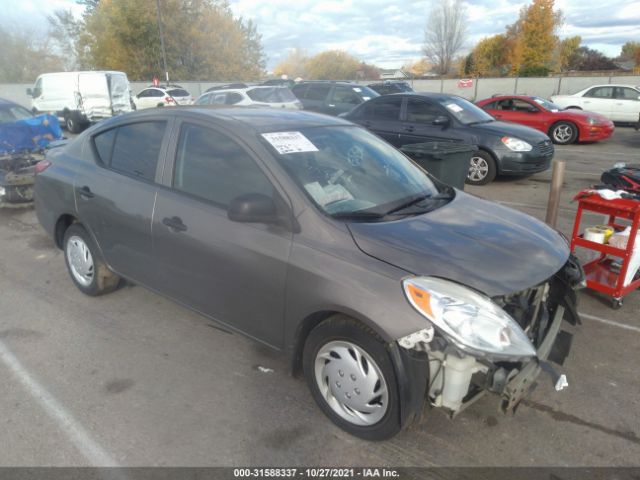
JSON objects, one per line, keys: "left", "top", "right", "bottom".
{"left": 402, "top": 125, "right": 415, "bottom": 132}
{"left": 162, "top": 216, "right": 187, "bottom": 232}
{"left": 78, "top": 186, "right": 94, "bottom": 198}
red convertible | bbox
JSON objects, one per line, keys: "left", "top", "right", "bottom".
{"left": 476, "top": 95, "right": 614, "bottom": 145}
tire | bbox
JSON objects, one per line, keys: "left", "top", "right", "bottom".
{"left": 302, "top": 315, "right": 402, "bottom": 440}
{"left": 550, "top": 121, "right": 578, "bottom": 145}
{"left": 63, "top": 224, "right": 121, "bottom": 296}
{"left": 64, "top": 112, "right": 83, "bottom": 134}
{"left": 466, "top": 150, "right": 497, "bottom": 185}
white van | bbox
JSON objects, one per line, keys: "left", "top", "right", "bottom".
{"left": 27, "top": 71, "right": 133, "bottom": 133}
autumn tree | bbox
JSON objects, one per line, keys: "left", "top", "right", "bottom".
{"left": 620, "top": 41, "right": 640, "bottom": 66}
{"left": 423, "top": 0, "right": 467, "bottom": 75}
{"left": 274, "top": 48, "right": 309, "bottom": 78}
{"left": 468, "top": 34, "right": 510, "bottom": 76}
{"left": 508, "top": 0, "right": 563, "bottom": 76}
{"left": 402, "top": 58, "right": 432, "bottom": 78}
{"left": 304, "top": 50, "right": 362, "bottom": 80}
{"left": 77, "top": 0, "right": 265, "bottom": 81}
{"left": 557, "top": 36, "right": 581, "bottom": 72}
{"left": 0, "top": 26, "right": 64, "bottom": 82}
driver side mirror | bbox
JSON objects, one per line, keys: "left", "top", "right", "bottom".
{"left": 432, "top": 116, "right": 450, "bottom": 126}
{"left": 228, "top": 193, "right": 279, "bottom": 224}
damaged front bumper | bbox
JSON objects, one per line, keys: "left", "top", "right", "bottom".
{"left": 392, "top": 257, "right": 583, "bottom": 424}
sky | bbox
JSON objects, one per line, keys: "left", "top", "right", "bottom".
{"left": 1, "top": 0, "right": 639, "bottom": 70}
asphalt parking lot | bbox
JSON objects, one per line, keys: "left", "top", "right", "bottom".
{"left": 0, "top": 126, "right": 639, "bottom": 467}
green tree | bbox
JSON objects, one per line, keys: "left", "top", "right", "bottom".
{"left": 304, "top": 50, "right": 362, "bottom": 80}
{"left": 79, "top": 0, "right": 265, "bottom": 81}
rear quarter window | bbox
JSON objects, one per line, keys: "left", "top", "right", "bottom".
{"left": 168, "top": 89, "right": 189, "bottom": 97}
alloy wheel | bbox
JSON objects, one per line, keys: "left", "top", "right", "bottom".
{"left": 468, "top": 156, "right": 489, "bottom": 182}
{"left": 553, "top": 124, "right": 574, "bottom": 143}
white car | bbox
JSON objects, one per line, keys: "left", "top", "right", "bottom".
{"left": 550, "top": 84, "right": 640, "bottom": 123}
{"left": 194, "top": 86, "right": 302, "bottom": 109}
{"left": 134, "top": 85, "right": 193, "bottom": 110}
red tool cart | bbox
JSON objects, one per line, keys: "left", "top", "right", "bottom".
{"left": 570, "top": 192, "right": 640, "bottom": 309}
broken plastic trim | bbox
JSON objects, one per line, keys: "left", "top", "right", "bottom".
{"left": 397, "top": 327, "right": 434, "bottom": 350}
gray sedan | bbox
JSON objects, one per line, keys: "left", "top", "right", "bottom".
{"left": 34, "top": 107, "right": 583, "bottom": 440}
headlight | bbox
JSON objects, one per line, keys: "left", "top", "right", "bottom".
{"left": 587, "top": 117, "right": 601, "bottom": 125}
{"left": 501, "top": 137, "right": 532, "bottom": 152}
{"left": 403, "top": 277, "right": 536, "bottom": 358}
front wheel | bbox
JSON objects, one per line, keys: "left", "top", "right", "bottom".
{"left": 303, "top": 316, "right": 402, "bottom": 440}
{"left": 466, "top": 150, "right": 497, "bottom": 185}
{"left": 550, "top": 121, "right": 578, "bottom": 145}
{"left": 63, "top": 224, "right": 121, "bottom": 296}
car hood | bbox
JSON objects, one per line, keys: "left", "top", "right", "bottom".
{"left": 472, "top": 120, "right": 550, "bottom": 143}
{"left": 347, "top": 191, "right": 569, "bottom": 297}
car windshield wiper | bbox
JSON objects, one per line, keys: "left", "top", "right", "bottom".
{"left": 384, "top": 194, "right": 434, "bottom": 215}
{"left": 330, "top": 211, "right": 385, "bottom": 220}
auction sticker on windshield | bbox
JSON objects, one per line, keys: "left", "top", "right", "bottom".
{"left": 446, "top": 103, "right": 463, "bottom": 113}
{"left": 262, "top": 131, "right": 319, "bottom": 154}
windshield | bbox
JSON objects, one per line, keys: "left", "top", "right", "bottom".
{"left": 435, "top": 96, "right": 494, "bottom": 125}
{"left": 247, "top": 87, "right": 297, "bottom": 103}
{"left": 531, "top": 96, "right": 561, "bottom": 112}
{"left": 261, "top": 126, "right": 446, "bottom": 220}
{"left": 353, "top": 85, "right": 379, "bottom": 100}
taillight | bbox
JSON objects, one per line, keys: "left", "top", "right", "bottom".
{"left": 35, "top": 159, "right": 51, "bottom": 174}
{"left": 165, "top": 97, "right": 175, "bottom": 103}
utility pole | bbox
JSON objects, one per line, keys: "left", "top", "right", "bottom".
{"left": 156, "top": 0, "right": 169, "bottom": 84}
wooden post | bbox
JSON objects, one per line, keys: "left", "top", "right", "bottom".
{"left": 546, "top": 161, "right": 566, "bottom": 227}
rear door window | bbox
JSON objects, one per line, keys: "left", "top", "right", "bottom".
{"left": 168, "top": 89, "right": 189, "bottom": 97}
{"left": 361, "top": 97, "right": 402, "bottom": 120}
{"left": 405, "top": 99, "right": 442, "bottom": 123}
{"left": 331, "top": 86, "right": 361, "bottom": 105}
{"left": 225, "top": 93, "right": 244, "bottom": 105}
{"left": 94, "top": 121, "right": 166, "bottom": 182}
{"left": 304, "top": 84, "right": 331, "bottom": 101}
{"left": 172, "top": 123, "right": 273, "bottom": 208}
{"left": 585, "top": 87, "right": 613, "bottom": 99}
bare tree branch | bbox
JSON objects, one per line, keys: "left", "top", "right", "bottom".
{"left": 423, "top": 0, "right": 467, "bottom": 75}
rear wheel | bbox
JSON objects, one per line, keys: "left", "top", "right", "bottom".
{"left": 466, "top": 150, "right": 497, "bottom": 185}
{"left": 63, "top": 224, "right": 121, "bottom": 296}
{"left": 64, "top": 112, "right": 83, "bottom": 133}
{"left": 303, "top": 316, "right": 402, "bottom": 440}
{"left": 550, "top": 121, "right": 578, "bottom": 145}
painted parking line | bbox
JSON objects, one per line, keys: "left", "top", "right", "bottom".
{"left": 0, "top": 339, "right": 119, "bottom": 467}
{"left": 580, "top": 312, "right": 640, "bottom": 333}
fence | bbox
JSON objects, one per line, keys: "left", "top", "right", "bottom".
{"left": 2, "top": 75, "right": 640, "bottom": 109}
